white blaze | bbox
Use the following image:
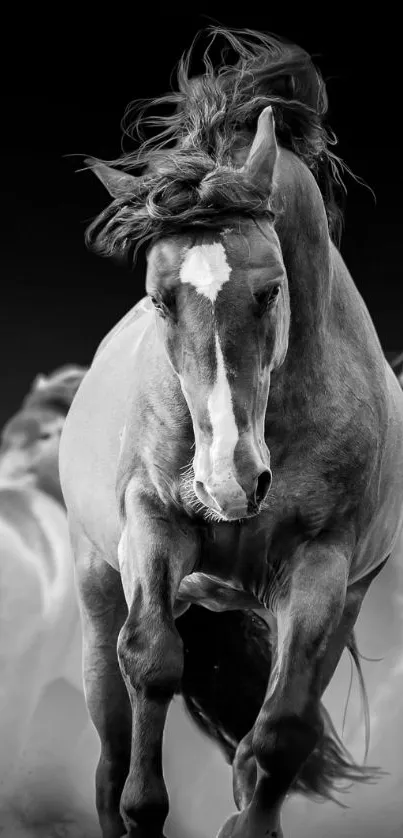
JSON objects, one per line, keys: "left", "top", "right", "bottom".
{"left": 208, "top": 333, "right": 239, "bottom": 481}
{"left": 179, "top": 242, "right": 231, "bottom": 302}
{"left": 179, "top": 241, "right": 247, "bottom": 508}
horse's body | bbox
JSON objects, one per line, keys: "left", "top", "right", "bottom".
{"left": 60, "top": 29, "right": 403, "bottom": 838}
{"left": 0, "top": 368, "right": 89, "bottom": 806}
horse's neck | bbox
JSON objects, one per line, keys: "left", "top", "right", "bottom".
{"left": 273, "top": 151, "right": 384, "bottom": 373}
{"left": 232, "top": 143, "right": 333, "bottom": 355}
{"left": 272, "top": 151, "right": 332, "bottom": 364}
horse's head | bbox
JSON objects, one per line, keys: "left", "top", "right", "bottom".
{"left": 0, "top": 407, "right": 65, "bottom": 495}
{"left": 0, "top": 365, "right": 87, "bottom": 502}
{"left": 145, "top": 110, "right": 289, "bottom": 520}
{"left": 88, "top": 108, "right": 290, "bottom": 521}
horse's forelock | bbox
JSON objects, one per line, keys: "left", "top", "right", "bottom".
{"left": 86, "top": 155, "right": 273, "bottom": 261}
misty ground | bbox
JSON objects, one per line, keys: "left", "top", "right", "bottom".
{"left": 1, "top": 537, "right": 402, "bottom": 838}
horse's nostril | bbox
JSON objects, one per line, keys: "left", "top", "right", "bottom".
{"left": 194, "top": 480, "right": 222, "bottom": 513}
{"left": 255, "top": 469, "right": 272, "bottom": 505}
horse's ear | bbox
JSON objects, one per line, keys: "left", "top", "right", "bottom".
{"left": 85, "top": 159, "right": 137, "bottom": 199}
{"left": 241, "top": 106, "right": 278, "bottom": 194}
{"left": 33, "top": 375, "right": 48, "bottom": 390}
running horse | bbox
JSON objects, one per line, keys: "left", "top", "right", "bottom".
{"left": 59, "top": 28, "right": 403, "bottom": 838}
{"left": 0, "top": 365, "right": 87, "bottom": 798}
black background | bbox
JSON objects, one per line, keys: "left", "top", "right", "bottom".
{"left": 1, "top": 7, "right": 401, "bottom": 426}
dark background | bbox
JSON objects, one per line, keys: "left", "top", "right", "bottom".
{"left": 1, "top": 8, "right": 401, "bottom": 426}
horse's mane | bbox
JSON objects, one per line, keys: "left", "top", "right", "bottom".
{"left": 22, "top": 365, "right": 88, "bottom": 416}
{"left": 85, "top": 26, "right": 351, "bottom": 260}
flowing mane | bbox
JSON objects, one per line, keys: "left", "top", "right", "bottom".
{"left": 85, "top": 27, "right": 352, "bottom": 261}
{"left": 22, "top": 365, "right": 87, "bottom": 417}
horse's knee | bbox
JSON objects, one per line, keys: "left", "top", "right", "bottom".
{"left": 233, "top": 732, "right": 255, "bottom": 775}
{"left": 233, "top": 733, "right": 257, "bottom": 810}
{"left": 117, "top": 622, "right": 183, "bottom": 698}
{"left": 115, "top": 621, "right": 182, "bottom": 833}
{"left": 252, "top": 712, "right": 322, "bottom": 778}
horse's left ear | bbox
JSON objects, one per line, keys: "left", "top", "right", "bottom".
{"left": 33, "top": 375, "right": 48, "bottom": 390}
{"left": 241, "top": 106, "right": 278, "bottom": 194}
{"left": 85, "top": 159, "right": 138, "bottom": 199}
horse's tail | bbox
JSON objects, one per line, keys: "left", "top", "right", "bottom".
{"left": 177, "top": 607, "right": 382, "bottom": 803}
{"left": 295, "top": 630, "right": 383, "bottom": 803}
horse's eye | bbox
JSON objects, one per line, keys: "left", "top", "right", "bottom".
{"left": 38, "top": 432, "right": 52, "bottom": 441}
{"left": 150, "top": 294, "right": 175, "bottom": 318}
{"left": 254, "top": 285, "right": 280, "bottom": 313}
{"left": 267, "top": 285, "right": 280, "bottom": 305}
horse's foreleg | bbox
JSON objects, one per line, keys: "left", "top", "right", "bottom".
{"left": 75, "top": 545, "right": 130, "bottom": 838}
{"left": 218, "top": 539, "right": 354, "bottom": 838}
{"left": 229, "top": 568, "right": 378, "bottom": 822}
{"left": 116, "top": 490, "right": 198, "bottom": 838}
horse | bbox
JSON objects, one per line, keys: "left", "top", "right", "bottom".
{"left": 0, "top": 365, "right": 88, "bottom": 813}
{"left": 59, "top": 27, "right": 403, "bottom": 838}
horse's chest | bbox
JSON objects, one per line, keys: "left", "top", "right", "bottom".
{"left": 177, "top": 521, "right": 270, "bottom": 612}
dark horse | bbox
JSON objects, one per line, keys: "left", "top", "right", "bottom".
{"left": 59, "top": 28, "right": 403, "bottom": 838}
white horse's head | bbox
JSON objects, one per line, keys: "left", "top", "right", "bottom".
{"left": 0, "top": 365, "right": 87, "bottom": 501}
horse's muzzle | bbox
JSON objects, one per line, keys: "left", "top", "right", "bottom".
{"left": 195, "top": 467, "right": 272, "bottom": 520}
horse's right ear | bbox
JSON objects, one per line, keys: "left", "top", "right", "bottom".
{"left": 240, "top": 106, "right": 278, "bottom": 195}
{"left": 85, "top": 159, "right": 137, "bottom": 199}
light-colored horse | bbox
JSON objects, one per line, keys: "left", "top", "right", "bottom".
{"left": 0, "top": 365, "right": 100, "bottom": 835}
